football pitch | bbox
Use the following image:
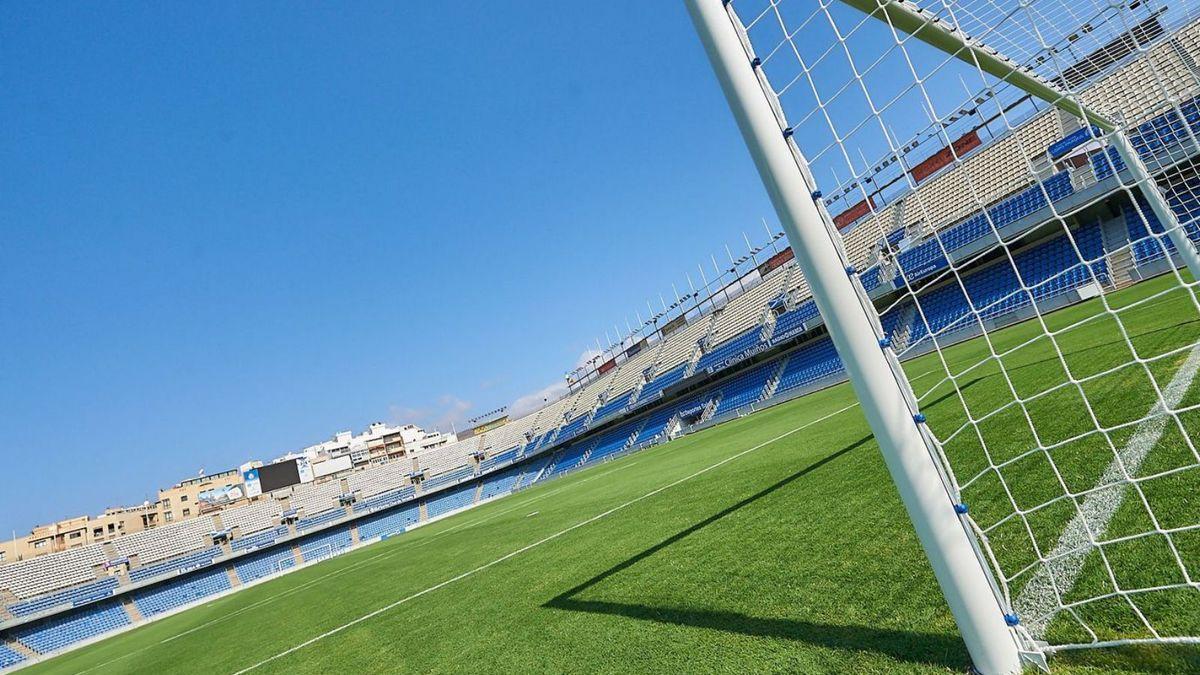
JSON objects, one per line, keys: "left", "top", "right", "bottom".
{"left": 25, "top": 274, "right": 1200, "bottom": 674}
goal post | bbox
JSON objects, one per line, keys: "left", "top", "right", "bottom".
{"left": 685, "top": 2, "right": 1024, "bottom": 672}
{"left": 687, "top": 0, "right": 1200, "bottom": 671}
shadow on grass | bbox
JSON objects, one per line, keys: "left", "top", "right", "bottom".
{"left": 543, "top": 433, "right": 970, "bottom": 670}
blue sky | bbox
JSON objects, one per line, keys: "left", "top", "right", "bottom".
{"left": 0, "top": 2, "right": 777, "bottom": 535}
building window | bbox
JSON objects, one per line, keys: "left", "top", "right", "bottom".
{"left": 33, "top": 540, "right": 47, "bottom": 549}
{"left": 0, "top": 551, "right": 6, "bottom": 562}
{"left": 164, "top": 512, "right": 174, "bottom": 523}
{"left": 162, "top": 498, "right": 171, "bottom": 509}
{"left": 69, "top": 531, "right": 81, "bottom": 539}
{"left": 180, "top": 495, "right": 188, "bottom": 502}
{"left": 93, "top": 528, "right": 103, "bottom": 538}
{"left": 182, "top": 508, "right": 190, "bottom": 517}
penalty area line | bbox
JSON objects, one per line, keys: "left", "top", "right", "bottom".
{"left": 231, "top": 401, "right": 860, "bottom": 674}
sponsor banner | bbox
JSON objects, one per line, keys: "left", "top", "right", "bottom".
{"left": 911, "top": 131, "right": 982, "bottom": 183}
{"left": 314, "top": 454, "right": 354, "bottom": 479}
{"left": 242, "top": 468, "right": 262, "bottom": 499}
{"left": 296, "top": 457, "right": 314, "bottom": 484}
{"left": 1048, "top": 125, "right": 1103, "bottom": 159}
{"left": 660, "top": 313, "right": 688, "bottom": 338}
{"left": 898, "top": 253, "right": 949, "bottom": 286}
{"left": 472, "top": 416, "right": 509, "bottom": 436}
{"left": 625, "top": 339, "right": 647, "bottom": 358}
{"left": 757, "top": 247, "right": 795, "bottom": 275}
{"left": 769, "top": 322, "right": 808, "bottom": 347}
{"left": 72, "top": 589, "right": 113, "bottom": 607}
{"left": 597, "top": 358, "right": 616, "bottom": 375}
{"left": 833, "top": 197, "right": 875, "bottom": 230}
{"left": 706, "top": 341, "right": 773, "bottom": 374}
{"left": 198, "top": 484, "right": 245, "bottom": 509}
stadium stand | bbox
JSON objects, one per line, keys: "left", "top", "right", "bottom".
{"left": 346, "top": 461, "right": 412, "bottom": 498}
{"left": 0, "top": 545, "right": 107, "bottom": 601}
{"left": 6, "top": 578, "right": 119, "bottom": 618}
{"left": 424, "top": 484, "right": 476, "bottom": 519}
{"left": 111, "top": 517, "right": 213, "bottom": 565}
{"left": 479, "top": 466, "right": 522, "bottom": 501}
{"left": 10, "top": 601, "right": 130, "bottom": 654}
{"left": 298, "top": 528, "right": 353, "bottom": 563}
{"left": 421, "top": 466, "right": 473, "bottom": 493}
{"left": 711, "top": 360, "right": 779, "bottom": 416}
{"left": 356, "top": 504, "right": 420, "bottom": 541}
{"left": 134, "top": 568, "right": 231, "bottom": 618}
{"left": 219, "top": 500, "right": 281, "bottom": 536}
{"left": 128, "top": 547, "right": 220, "bottom": 583}
{"left": 231, "top": 525, "right": 289, "bottom": 554}
{"left": 287, "top": 479, "right": 344, "bottom": 519}
{"left": 0, "top": 646, "right": 23, "bottom": 670}
{"left": 233, "top": 546, "right": 296, "bottom": 585}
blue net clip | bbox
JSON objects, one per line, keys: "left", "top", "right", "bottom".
{"left": 913, "top": 412, "right": 927, "bottom": 424}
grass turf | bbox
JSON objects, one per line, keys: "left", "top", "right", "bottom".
{"left": 20, "top": 273, "right": 1200, "bottom": 674}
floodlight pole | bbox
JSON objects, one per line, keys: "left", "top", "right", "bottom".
{"left": 684, "top": 1, "right": 1023, "bottom": 673}
{"left": 834, "top": 0, "right": 1200, "bottom": 281}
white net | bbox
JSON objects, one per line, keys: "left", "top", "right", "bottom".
{"left": 727, "top": 0, "right": 1200, "bottom": 658}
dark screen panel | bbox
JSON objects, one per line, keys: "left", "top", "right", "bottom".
{"left": 259, "top": 460, "right": 301, "bottom": 493}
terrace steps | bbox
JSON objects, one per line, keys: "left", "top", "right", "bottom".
{"left": 890, "top": 304, "right": 919, "bottom": 353}
{"left": 225, "top": 565, "right": 242, "bottom": 589}
{"left": 120, "top": 595, "right": 144, "bottom": 623}
{"left": 1100, "top": 213, "right": 1136, "bottom": 286}
{"left": 760, "top": 355, "right": 790, "bottom": 401}
{"left": 4, "top": 639, "right": 35, "bottom": 660}
{"left": 628, "top": 336, "right": 673, "bottom": 407}
{"left": 685, "top": 311, "right": 722, "bottom": 378}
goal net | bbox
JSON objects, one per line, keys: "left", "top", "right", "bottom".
{"left": 696, "top": 0, "right": 1200, "bottom": 666}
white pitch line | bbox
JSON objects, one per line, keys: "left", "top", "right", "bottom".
{"left": 1014, "top": 343, "right": 1200, "bottom": 639}
{"left": 231, "top": 401, "right": 861, "bottom": 674}
{"left": 70, "top": 466, "right": 645, "bottom": 675}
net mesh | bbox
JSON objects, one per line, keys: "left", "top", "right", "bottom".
{"left": 727, "top": 0, "right": 1200, "bottom": 655}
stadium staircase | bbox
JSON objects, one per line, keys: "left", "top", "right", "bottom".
{"left": 121, "top": 595, "right": 143, "bottom": 622}
{"left": 1101, "top": 216, "right": 1138, "bottom": 288}
{"left": 684, "top": 311, "right": 722, "bottom": 378}
{"left": 3, "top": 639, "right": 35, "bottom": 661}
{"left": 473, "top": 482, "right": 484, "bottom": 503}
{"left": 889, "top": 304, "right": 918, "bottom": 353}
{"left": 760, "top": 355, "right": 790, "bottom": 401}
{"left": 627, "top": 336, "right": 672, "bottom": 407}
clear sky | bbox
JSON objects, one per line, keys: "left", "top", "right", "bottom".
{"left": 0, "top": 2, "right": 777, "bottom": 535}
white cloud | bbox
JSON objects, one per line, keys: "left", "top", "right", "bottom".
{"left": 507, "top": 348, "right": 603, "bottom": 419}
{"left": 389, "top": 394, "right": 474, "bottom": 434}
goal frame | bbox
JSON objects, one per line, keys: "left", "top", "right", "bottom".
{"left": 685, "top": 1, "right": 1025, "bottom": 672}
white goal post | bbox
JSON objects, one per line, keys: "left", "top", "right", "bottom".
{"left": 687, "top": 0, "right": 1200, "bottom": 673}
{"left": 686, "top": 2, "right": 1024, "bottom": 672}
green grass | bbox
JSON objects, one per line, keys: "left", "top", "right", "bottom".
{"left": 22, "top": 274, "right": 1200, "bottom": 674}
